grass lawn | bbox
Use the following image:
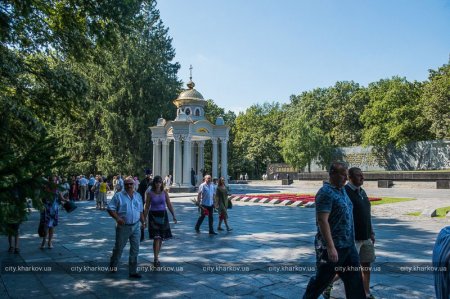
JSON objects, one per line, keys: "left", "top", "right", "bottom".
{"left": 435, "top": 206, "right": 450, "bottom": 217}
{"left": 370, "top": 197, "right": 415, "bottom": 206}
{"left": 406, "top": 211, "right": 421, "bottom": 216}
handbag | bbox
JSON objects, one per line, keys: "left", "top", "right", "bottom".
{"left": 227, "top": 199, "right": 232, "bottom": 209}
{"left": 63, "top": 200, "right": 77, "bottom": 213}
{"left": 38, "top": 223, "right": 45, "bottom": 237}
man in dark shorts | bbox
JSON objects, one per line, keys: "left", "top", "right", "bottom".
{"left": 345, "top": 167, "right": 376, "bottom": 299}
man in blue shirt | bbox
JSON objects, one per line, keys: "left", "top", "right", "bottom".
{"left": 79, "top": 175, "right": 88, "bottom": 201}
{"left": 195, "top": 175, "right": 217, "bottom": 235}
{"left": 107, "top": 176, "right": 145, "bottom": 278}
{"left": 303, "top": 162, "right": 365, "bottom": 299}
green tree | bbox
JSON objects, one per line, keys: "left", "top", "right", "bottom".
{"left": 421, "top": 61, "right": 450, "bottom": 139}
{"left": 361, "top": 77, "right": 431, "bottom": 148}
{"left": 52, "top": 1, "right": 181, "bottom": 176}
{"left": 290, "top": 82, "right": 369, "bottom": 148}
{"left": 233, "top": 103, "right": 284, "bottom": 179}
{"left": 280, "top": 94, "right": 334, "bottom": 172}
{"left": 326, "top": 81, "right": 369, "bottom": 146}
{"left": 0, "top": 0, "right": 156, "bottom": 233}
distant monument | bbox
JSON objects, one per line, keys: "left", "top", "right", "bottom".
{"left": 307, "top": 140, "right": 450, "bottom": 172}
{"left": 150, "top": 66, "right": 230, "bottom": 192}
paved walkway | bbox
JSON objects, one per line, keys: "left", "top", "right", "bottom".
{"left": 1, "top": 182, "right": 448, "bottom": 298}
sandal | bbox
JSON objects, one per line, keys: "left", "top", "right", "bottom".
{"left": 8, "top": 246, "right": 14, "bottom": 253}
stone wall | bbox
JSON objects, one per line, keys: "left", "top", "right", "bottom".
{"left": 308, "top": 140, "right": 450, "bottom": 172}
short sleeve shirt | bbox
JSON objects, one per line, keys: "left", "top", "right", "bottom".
{"left": 198, "top": 182, "right": 215, "bottom": 207}
{"left": 99, "top": 182, "right": 107, "bottom": 193}
{"left": 315, "top": 182, "right": 354, "bottom": 249}
{"left": 107, "top": 190, "right": 143, "bottom": 224}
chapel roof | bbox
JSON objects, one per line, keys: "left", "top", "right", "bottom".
{"left": 173, "top": 79, "right": 206, "bottom": 108}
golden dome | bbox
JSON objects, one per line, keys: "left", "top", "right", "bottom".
{"left": 173, "top": 80, "right": 206, "bottom": 108}
{"left": 177, "top": 87, "right": 204, "bottom": 101}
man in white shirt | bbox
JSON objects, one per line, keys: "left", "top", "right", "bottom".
{"left": 79, "top": 175, "right": 88, "bottom": 201}
{"left": 195, "top": 175, "right": 217, "bottom": 235}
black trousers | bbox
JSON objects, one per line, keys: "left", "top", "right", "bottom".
{"left": 303, "top": 245, "right": 366, "bottom": 299}
{"left": 195, "top": 205, "right": 214, "bottom": 233}
{"left": 88, "top": 185, "right": 94, "bottom": 201}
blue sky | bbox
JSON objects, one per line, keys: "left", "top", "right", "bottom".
{"left": 157, "top": 0, "right": 450, "bottom": 114}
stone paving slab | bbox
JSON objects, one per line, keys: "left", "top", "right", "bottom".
{"left": 1, "top": 183, "right": 449, "bottom": 298}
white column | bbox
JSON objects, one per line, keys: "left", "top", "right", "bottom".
{"left": 192, "top": 142, "right": 198, "bottom": 185}
{"left": 183, "top": 136, "right": 192, "bottom": 186}
{"left": 173, "top": 136, "right": 182, "bottom": 186}
{"left": 191, "top": 142, "right": 196, "bottom": 174}
{"left": 198, "top": 141, "right": 205, "bottom": 172}
{"left": 221, "top": 138, "right": 228, "bottom": 185}
{"left": 152, "top": 138, "right": 160, "bottom": 176}
{"left": 197, "top": 141, "right": 204, "bottom": 185}
{"left": 155, "top": 138, "right": 162, "bottom": 176}
{"left": 161, "top": 139, "right": 170, "bottom": 178}
{"left": 212, "top": 137, "right": 218, "bottom": 179}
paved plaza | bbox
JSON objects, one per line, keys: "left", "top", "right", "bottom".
{"left": 1, "top": 181, "right": 449, "bottom": 298}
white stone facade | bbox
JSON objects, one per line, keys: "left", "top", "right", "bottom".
{"left": 150, "top": 80, "right": 230, "bottom": 190}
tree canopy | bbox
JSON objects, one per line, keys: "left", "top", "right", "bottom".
{"left": 421, "top": 61, "right": 450, "bottom": 139}
{"left": 0, "top": 0, "right": 179, "bottom": 233}
{"left": 232, "top": 102, "right": 284, "bottom": 179}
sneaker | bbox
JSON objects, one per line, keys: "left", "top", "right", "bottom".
{"left": 322, "top": 283, "right": 333, "bottom": 299}
{"left": 227, "top": 228, "right": 233, "bottom": 232}
{"left": 209, "top": 231, "right": 218, "bottom": 235}
{"left": 217, "top": 227, "right": 224, "bottom": 231}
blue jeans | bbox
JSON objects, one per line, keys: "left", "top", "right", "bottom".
{"left": 303, "top": 245, "right": 366, "bottom": 299}
{"left": 109, "top": 222, "right": 140, "bottom": 274}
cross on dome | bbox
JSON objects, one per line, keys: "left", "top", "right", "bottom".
{"left": 187, "top": 64, "right": 195, "bottom": 89}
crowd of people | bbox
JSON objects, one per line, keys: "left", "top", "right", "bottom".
{"left": 4, "top": 165, "right": 448, "bottom": 298}
{"left": 106, "top": 172, "right": 231, "bottom": 278}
